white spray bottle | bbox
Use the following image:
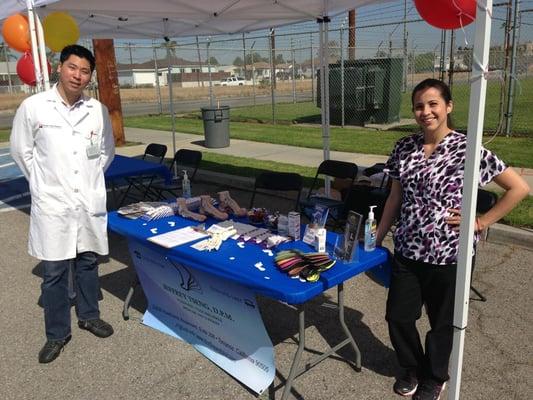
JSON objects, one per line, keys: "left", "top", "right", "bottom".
{"left": 364, "top": 205, "right": 377, "bottom": 252}
{"left": 182, "top": 170, "right": 191, "bottom": 198}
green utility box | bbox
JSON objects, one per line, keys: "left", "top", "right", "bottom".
{"left": 317, "top": 58, "right": 403, "bottom": 126}
{"left": 201, "top": 106, "right": 230, "bottom": 148}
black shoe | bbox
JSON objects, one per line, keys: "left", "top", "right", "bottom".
{"left": 78, "top": 318, "right": 114, "bottom": 338}
{"left": 38, "top": 336, "right": 71, "bottom": 364}
{"left": 413, "top": 380, "right": 446, "bottom": 400}
{"left": 393, "top": 370, "right": 418, "bottom": 397}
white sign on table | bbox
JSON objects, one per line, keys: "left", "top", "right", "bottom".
{"left": 128, "top": 241, "right": 275, "bottom": 394}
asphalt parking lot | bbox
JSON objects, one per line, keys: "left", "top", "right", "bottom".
{"left": 1, "top": 178, "right": 532, "bottom": 400}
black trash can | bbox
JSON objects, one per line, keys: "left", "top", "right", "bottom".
{"left": 201, "top": 106, "right": 230, "bottom": 148}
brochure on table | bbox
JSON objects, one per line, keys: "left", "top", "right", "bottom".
{"left": 129, "top": 240, "right": 275, "bottom": 394}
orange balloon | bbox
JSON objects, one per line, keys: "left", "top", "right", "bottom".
{"left": 2, "top": 14, "right": 31, "bottom": 53}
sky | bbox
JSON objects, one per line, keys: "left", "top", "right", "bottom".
{"left": 106, "top": 0, "right": 533, "bottom": 65}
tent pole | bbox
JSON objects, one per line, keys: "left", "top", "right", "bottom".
{"left": 448, "top": 1, "right": 493, "bottom": 399}
{"left": 26, "top": 0, "right": 43, "bottom": 92}
{"left": 34, "top": 12, "right": 50, "bottom": 90}
{"left": 164, "top": 19, "right": 177, "bottom": 178}
{"left": 318, "top": 16, "right": 331, "bottom": 196}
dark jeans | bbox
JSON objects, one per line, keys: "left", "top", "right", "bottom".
{"left": 385, "top": 253, "right": 457, "bottom": 384}
{"left": 41, "top": 252, "right": 101, "bottom": 341}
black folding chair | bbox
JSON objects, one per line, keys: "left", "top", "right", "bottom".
{"left": 344, "top": 183, "right": 389, "bottom": 223}
{"left": 471, "top": 188, "right": 498, "bottom": 302}
{"left": 299, "top": 159, "right": 358, "bottom": 227}
{"left": 249, "top": 171, "right": 303, "bottom": 211}
{"left": 147, "top": 149, "right": 202, "bottom": 200}
{"left": 361, "top": 162, "right": 389, "bottom": 190}
{"left": 118, "top": 143, "right": 167, "bottom": 206}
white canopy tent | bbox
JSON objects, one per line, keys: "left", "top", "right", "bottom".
{"left": 0, "top": 1, "right": 495, "bottom": 399}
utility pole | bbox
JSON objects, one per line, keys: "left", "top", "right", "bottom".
{"left": 348, "top": 9, "right": 356, "bottom": 60}
{"left": 93, "top": 39, "right": 125, "bottom": 146}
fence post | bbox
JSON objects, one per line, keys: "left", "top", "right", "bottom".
{"left": 311, "top": 33, "right": 315, "bottom": 104}
{"left": 251, "top": 43, "right": 256, "bottom": 106}
{"left": 2, "top": 45, "right": 13, "bottom": 94}
{"left": 207, "top": 39, "right": 213, "bottom": 107}
{"left": 439, "top": 30, "right": 447, "bottom": 81}
{"left": 270, "top": 28, "right": 276, "bottom": 124}
{"left": 505, "top": 0, "right": 520, "bottom": 137}
{"left": 195, "top": 36, "right": 203, "bottom": 88}
{"left": 448, "top": 30, "right": 455, "bottom": 90}
{"left": 340, "top": 21, "right": 345, "bottom": 127}
{"left": 153, "top": 41, "right": 163, "bottom": 114}
{"left": 291, "top": 38, "right": 296, "bottom": 103}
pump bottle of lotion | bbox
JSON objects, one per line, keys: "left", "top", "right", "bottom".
{"left": 182, "top": 170, "right": 191, "bottom": 198}
{"left": 364, "top": 205, "right": 377, "bottom": 252}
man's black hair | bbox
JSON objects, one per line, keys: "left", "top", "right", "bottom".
{"left": 59, "top": 45, "right": 96, "bottom": 72}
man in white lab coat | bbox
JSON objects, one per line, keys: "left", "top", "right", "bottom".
{"left": 10, "top": 45, "right": 116, "bottom": 364}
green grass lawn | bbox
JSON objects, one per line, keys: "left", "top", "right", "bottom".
{"left": 0, "top": 129, "right": 9, "bottom": 142}
{"left": 125, "top": 114, "right": 533, "bottom": 168}
{"left": 200, "top": 152, "right": 532, "bottom": 229}
{"left": 184, "top": 78, "right": 533, "bottom": 136}
{"left": 400, "top": 79, "right": 533, "bottom": 137}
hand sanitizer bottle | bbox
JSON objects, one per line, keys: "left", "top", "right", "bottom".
{"left": 364, "top": 205, "right": 377, "bottom": 252}
{"left": 182, "top": 170, "right": 191, "bottom": 199}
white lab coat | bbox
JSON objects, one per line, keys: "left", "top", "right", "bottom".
{"left": 10, "top": 86, "right": 115, "bottom": 261}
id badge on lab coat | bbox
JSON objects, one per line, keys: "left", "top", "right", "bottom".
{"left": 86, "top": 143, "right": 100, "bottom": 159}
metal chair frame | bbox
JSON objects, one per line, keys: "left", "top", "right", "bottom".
{"left": 299, "top": 160, "right": 359, "bottom": 227}
{"left": 249, "top": 171, "right": 303, "bottom": 210}
{"left": 118, "top": 143, "right": 167, "bottom": 206}
{"left": 146, "top": 149, "right": 202, "bottom": 200}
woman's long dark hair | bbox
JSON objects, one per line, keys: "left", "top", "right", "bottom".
{"left": 411, "top": 78, "right": 454, "bottom": 129}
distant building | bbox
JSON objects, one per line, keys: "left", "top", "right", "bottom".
{"left": 117, "top": 57, "right": 229, "bottom": 88}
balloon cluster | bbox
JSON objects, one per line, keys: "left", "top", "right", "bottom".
{"left": 414, "top": 0, "right": 477, "bottom": 30}
{"left": 1, "top": 11, "right": 79, "bottom": 86}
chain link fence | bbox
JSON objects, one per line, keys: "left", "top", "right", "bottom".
{"left": 0, "top": 16, "right": 531, "bottom": 136}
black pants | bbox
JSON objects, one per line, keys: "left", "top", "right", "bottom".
{"left": 386, "top": 253, "right": 457, "bottom": 383}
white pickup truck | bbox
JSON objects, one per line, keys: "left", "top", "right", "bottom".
{"left": 220, "top": 76, "right": 246, "bottom": 86}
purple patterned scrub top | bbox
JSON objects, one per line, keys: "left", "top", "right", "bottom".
{"left": 385, "top": 131, "right": 507, "bottom": 265}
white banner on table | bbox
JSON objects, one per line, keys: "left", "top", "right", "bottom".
{"left": 128, "top": 241, "right": 275, "bottom": 394}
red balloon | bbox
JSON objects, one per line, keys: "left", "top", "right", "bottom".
{"left": 16, "top": 52, "right": 52, "bottom": 86}
{"left": 415, "top": 0, "right": 476, "bottom": 30}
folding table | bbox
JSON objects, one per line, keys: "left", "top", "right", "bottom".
{"left": 108, "top": 211, "right": 391, "bottom": 399}
{"left": 105, "top": 154, "right": 172, "bottom": 207}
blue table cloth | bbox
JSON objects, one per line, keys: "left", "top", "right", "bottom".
{"left": 105, "top": 154, "right": 172, "bottom": 183}
{"left": 108, "top": 212, "right": 390, "bottom": 304}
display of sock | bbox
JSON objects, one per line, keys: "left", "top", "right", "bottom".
{"left": 218, "top": 190, "right": 247, "bottom": 217}
{"left": 200, "top": 195, "right": 229, "bottom": 220}
{"left": 177, "top": 198, "right": 207, "bottom": 222}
